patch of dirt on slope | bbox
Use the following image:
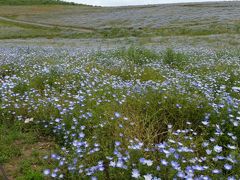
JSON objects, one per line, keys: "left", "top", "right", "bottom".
{"left": 1, "top": 139, "right": 55, "bottom": 180}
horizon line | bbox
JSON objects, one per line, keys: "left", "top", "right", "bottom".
{"left": 63, "top": 0, "right": 237, "bottom": 7}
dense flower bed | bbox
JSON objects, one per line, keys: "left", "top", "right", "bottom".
{"left": 0, "top": 47, "right": 240, "bottom": 179}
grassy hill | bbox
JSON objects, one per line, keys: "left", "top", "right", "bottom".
{"left": 0, "top": 0, "right": 75, "bottom": 5}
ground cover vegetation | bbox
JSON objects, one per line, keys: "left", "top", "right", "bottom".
{"left": 0, "top": 46, "right": 240, "bottom": 179}
{"left": 0, "top": 1, "right": 240, "bottom": 179}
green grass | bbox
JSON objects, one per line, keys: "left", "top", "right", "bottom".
{"left": 0, "top": 124, "right": 24, "bottom": 164}
{"left": 122, "top": 89, "right": 210, "bottom": 144}
{"left": 99, "top": 23, "right": 240, "bottom": 38}
{"left": 0, "top": 122, "right": 39, "bottom": 172}
{"left": 0, "top": 19, "right": 63, "bottom": 39}
{"left": 0, "top": 121, "right": 57, "bottom": 179}
{"left": 162, "top": 48, "right": 190, "bottom": 68}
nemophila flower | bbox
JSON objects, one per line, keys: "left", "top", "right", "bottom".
{"left": 115, "top": 141, "right": 121, "bottom": 146}
{"left": 201, "top": 175, "right": 211, "bottom": 180}
{"left": 51, "top": 172, "right": 57, "bottom": 178}
{"left": 202, "top": 142, "right": 209, "bottom": 147}
{"left": 140, "top": 158, "right": 153, "bottom": 166}
{"left": 228, "top": 176, "right": 236, "bottom": 180}
{"left": 109, "top": 161, "right": 116, "bottom": 167}
{"left": 43, "top": 169, "right": 50, "bottom": 176}
{"left": 79, "top": 132, "right": 85, "bottom": 138}
{"left": 146, "top": 160, "right": 153, "bottom": 166}
{"left": 232, "top": 86, "right": 240, "bottom": 92}
{"left": 132, "top": 169, "right": 140, "bottom": 178}
{"left": 232, "top": 121, "right": 238, "bottom": 126}
{"left": 59, "top": 160, "right": 64, "bottom": 166}
{"left": 144, "top": 174, "right": 153, "bottom": 180}
{"left": 114, "top": 112, "right": 121, "bottom": 118}
{"left": 224, "top": 164, "right": 233, "bottom": 170}
{"left": 212, "top": 169, "right": 221, "bottom": 174}
{"left": 161, "top": 159, "right": 168, "bottom": 166}
{"left": 123, "top": 117, "right": 128, "bottom": 121}
{"left": 227, "top": 144, "right": 236, "bottom": 150}
{"left": 176, "top": 104, "right": 182, "bottom": 108}
{"left": 163, "top": 149, "right": 171, "bottom": 157}
{"left": 55, "top": 118, "right": 61, "bottom": 123}
{"left": 193, "top": 165, "right": 204, "bottom": 171}
{"left": 214, "top": 145, "right": 222, "bottom": 153}
{"left": 139, "top": 158, "right": 145, "bottom": 164}
{"left": 231, "top": 135, "right": 237, "bottom": 140}
{"left": 210, "top": 138, "right": 215, "bottom": 142}
{"left": 51, "top": 153, "right": 58, "bottom": 159}
{"left": 177, "top": 171, "right": 185, "bottom": 178}
{"left": 202, "top": 120, "right": 209, "bottom": 126}
{"left": 116, "top": 160, "right": 124, "bottom": 168}
{"left": 206, "top": 149, "right": 212, "bottom": 155}
{"left": 128, "top": 141, "right": 143, "bottom": 150}
{"left": 226, "top": 154, "right": 237, "bottom": 163}
{"left": 174, "top": 153, "right": 180, "bottom": 159}
{"left": 171, "top": 161, "right": 180, "bottom": 170}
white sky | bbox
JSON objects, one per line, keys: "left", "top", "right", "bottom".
{"left": 63, "top": 0, "right": 233, "bottom": 6}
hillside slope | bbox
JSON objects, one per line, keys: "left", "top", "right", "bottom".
{"left": 0, "top": 1, "right": 239, "bottom": 39}
{"left": 0, "top": 0, "right": 74, "bottom": 5}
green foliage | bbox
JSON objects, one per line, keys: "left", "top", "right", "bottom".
{"left": 114, "top": 47, "right": 160, "bottom": 65}
{"left": 98, "top": 28, "right": 144, "bottom": 38}
{"left": 96, "top": 21, "right": 240, "bottom": 38}
{"left": 0, "top": 123, "right": 37, "bottom": 163}
{"left": 92, "top": 47, "right": 161, "bottom": 66}
{"left": 0, "top": 64, "right": 16, "bottom": 78}
{"left": 162, "top": 48, "right": 189, "bottom": 68}
{"left": 17, "top": 159, "right": 45, "bottom": 180}
{"left": 123, "top": 89, "right": 210, "bottom": 144}
{"left": 0, "top": 20, "right": 62, "bottom": 39}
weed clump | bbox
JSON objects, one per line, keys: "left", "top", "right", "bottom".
{"left": 162, "top": 48, "right": 189, "bottom": 68}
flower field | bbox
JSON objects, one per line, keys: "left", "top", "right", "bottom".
{"left": 0, "top": 46, "right": 240, "bottom": 179}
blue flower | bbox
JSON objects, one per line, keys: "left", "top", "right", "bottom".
{"left": 114, "top": 112, "right": 121, "bottom": 118}
{"left": 43, "top": 169, "right": 50, "bottom": 176}
{"left": 132, "top": 169, "right": 140, "bottom": 178}
{"left": 144, "top": 174, "right": 152, "bottom": 180}
{"left": 161, "top": 159, "right": 168, "bottom": 166}
{"left": 224, "top": 164, "right": 233, "bottom": 170}
{"left": 214, "top": 145, "right": 222, "bottom": 153}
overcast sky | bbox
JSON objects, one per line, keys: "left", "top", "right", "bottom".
{"left": 63, "top": 0, "right": 232, "bottom": 6}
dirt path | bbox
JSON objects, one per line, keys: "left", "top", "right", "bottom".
{"left": 1, "top": 140, "right": 55, "bottom": 180}
{"left": 0, "top": 16, "right": 93, "bottom": 33}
